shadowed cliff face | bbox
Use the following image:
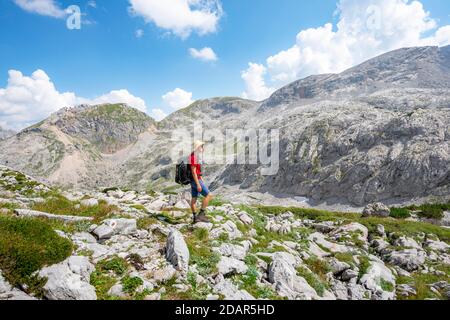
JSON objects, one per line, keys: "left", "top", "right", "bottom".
{"left": 1, "top": 46, "right": 450, "bottom": 205}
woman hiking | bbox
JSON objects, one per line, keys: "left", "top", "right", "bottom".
{"left": 189, "top": 140, "right": 213, "bottom": 223}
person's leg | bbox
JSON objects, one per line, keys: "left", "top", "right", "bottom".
{"left": 190, "top": 197, "right": 197, "bottom": 214}
{"left": 202, "top": 194, "right": 213, "bottom": 210}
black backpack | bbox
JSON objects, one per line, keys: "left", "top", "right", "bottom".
{"left": 175, "top": 161, "right": 192, "bottom": 185}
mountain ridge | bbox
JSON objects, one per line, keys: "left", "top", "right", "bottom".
{"left": 1, "top": 45, "right": 450, "bottom": 206}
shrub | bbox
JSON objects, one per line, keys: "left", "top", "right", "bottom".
{"left": 121, "top": 276, "right": 143, "bottom": 295}
{"left": 97, "top": 256, "right": 128, "bottom": 276}
{"left": 0, "top": 216, "right": 72, "bottom": 290}
{"left": 390, "top": 207, "right": 411, "bottom": 219}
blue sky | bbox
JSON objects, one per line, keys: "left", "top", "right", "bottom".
{"left": 0, "top": 0, "right": 449, "bottom": 129}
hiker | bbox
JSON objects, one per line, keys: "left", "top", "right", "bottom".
{"left": 189, "top": 140, "right": 213, "bottom": 223}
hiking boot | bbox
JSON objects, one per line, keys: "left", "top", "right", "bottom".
{"left": 193, "top": 210, "right": 210, "bottom": 223}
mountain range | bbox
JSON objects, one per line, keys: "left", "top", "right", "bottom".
{"left": 1, "top": 45, "right": 449, "bottom": 207}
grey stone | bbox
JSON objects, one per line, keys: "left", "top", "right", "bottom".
{"left": 217, "top": 256, "right": 248, "bottom": 275}
{"left": 386, "top": 249, "right": 426, "bottom": 271}
{"left": 15, "top": 209, "right": 93, "bottom": 222}
{"left": 38, "top": 256, "right": 97, "bottom": 300}
{"left": 362, "top": 203, "right": 390, "bottom": 217}
{"left": 165, "top": 230, "right": 190, "bottom": 273}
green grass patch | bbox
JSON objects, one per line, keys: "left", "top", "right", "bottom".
{"left": 407, "top": 203, "right": 450, "bottom": 220}
{"left": 252, "top": 205, "right": 450, "bottom": 243}
{"left": 390, "top": 207, "right": 411, "bottom": 219}
{"left": 193, "top": 228, "right": 209, "bottom": 242}
{"left": 296, "top": 266, "right": 328, "bottom": 297}
{"left": 96, "top": 256, "right": 128, "bottom": 276}
{"left": 121, "top": 276, "right": 143, "bottom": 295}
{"left": 90, "top": 269, "right": 117, "bottom": 300}
{"left": 357, "top": 256, "right": 371, "bottom": 280}
{"left": 186, "top": 231, "right": 220, "bottom": 277}
{"left": 31, "top": 195, "right": 119, "bottom": 223}
{"left": 0, "top": 216, "right": 73, "bottom": 293}
{"left": 380, "top": 278, "right": 395, "bottom": 292}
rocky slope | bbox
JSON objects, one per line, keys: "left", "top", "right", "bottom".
{"left": 1, "top": 166, "right": 449, "bottom": 300}
{"left": 0, "top": 46, "right": 449, "bottom": 207}
{"left": 0, "top": 127, "right": 15, "bottom": 140}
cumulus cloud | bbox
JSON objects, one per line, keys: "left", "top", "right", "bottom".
{"left": 128, "top": 0, "right": 223, "bottom": 39}
{"left": 241, "top": 0, "right": 450, "bottom": 101}
{"left": 150, "top": 108, "right": 168, "bottom": 121}
{"left": 189, "top": 47, "right": 218, "bottom": 61}
{"left": 241, "top": 63, "right": 275, "bottom": 101}
{"left": 162, "top": 88, "right": 194, "bottom": 110}
{"left": 13, "top": 0, "right": 67, "bottom": 18}
{"left": 0, "top": 69, "right": 148, "bottom": 130}
{"left": 91, "top": 89, "right": 147, "bottom": 113}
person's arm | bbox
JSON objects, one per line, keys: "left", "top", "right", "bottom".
{"left": 191, "top": 165, "right": 202, "bottom": 192}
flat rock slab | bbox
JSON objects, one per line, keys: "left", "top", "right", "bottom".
{"left": 14, "top": 209, "right": 93, "bottom": 222}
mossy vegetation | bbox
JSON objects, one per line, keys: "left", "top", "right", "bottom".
{"left": 31, "top": 194, "right": 119, "bottom": 223}
{"left": 397, "top": 263, "right": 450, "bottom": 300}
{"left": 254, "top": 205, "right": 450, "bottom": 243}
{"left": 410, "top": 203, "right": 448, "bottom": 220}
{"left": 186, "top": 231, "right": 220, "bottom": 277}
{"left": 297, "top": 266, "right": 329, "bottom": 297}
{"left": 0, "top": 216, "right": 72, "bottom": 292}
{"left": 390, "top": 207, "right": 411, "bottom": 219}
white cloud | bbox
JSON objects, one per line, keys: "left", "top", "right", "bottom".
{"left": 128, "top": 0, "right": 223, "bottom": 39}
{"left": 241, "top": 63, "right": 275, "bottom": 101}
{"left": 0, "top": 69, "right": 148, "bottom": 130}
{"left": 242, "top": 0, "right": 450, "bottom": 100}
{"left": 162, "top": 88, "right": 194, "bottom": 110}
{"left": 87, "top": 1, "right": 97, "bottom": 8}
{"left": 150, "top": 108, "right": 168, "bottom": 121}
{"left": 189, "top": 47, "right": 218, "bottom": 61}
{"left": 135, "top": 29, "right": 144, "bottom": 38}
{"left": 91, "top": 89, "right": 147, "bottom": 113}
{"left": 13, "top": 0, "right": 67, "bottom": 18}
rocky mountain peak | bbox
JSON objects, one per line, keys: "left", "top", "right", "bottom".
{"left": 260, "top": 45, "right": 450, "bottom": 110}
{"left": 45, "top": 103, "right": 156, "bottom": 154}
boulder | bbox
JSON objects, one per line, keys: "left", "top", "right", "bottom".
{"left": 238, "top": 212, "right": 254, "bottom": 225}
{"left": 217, "top": 256, "right": 248, "bottom": 276}
{"left": 268, "top": 252, "right": 318, "bottom": 300}
{"left": 424, "top": 239, "right": 450, "bottom": 252}
{"left": 386, "top": 249, "right": 426, "bottom": 271}
{"left": 393, "top": 236, "right": 422, "bottom": 250}
{"left": 152, "top": 265, "right": 177, "bottom": 283}
{"left": 213, "top": 243, "right": 249, "bottom": 260}
{"left": 362, "top": 203, "right": 390, "bottom": 218}
{"left": 359, "top": 258, "right": 395, "bottom": 300}
{"left": 308, "top": 232, "right": 352, "bottom": 254}
{"left": 92, "top": 219, "right": 137, "bottom": 240}
{"left": 328, "top": 258, "right": 351, "bottom": 275}
{"left": 108, "top": 283, "right": 127, "bottom": 298}
{"left": 213, "top": 275, "right": 255, "bottom": 300}
{"left": 210, "top": 220, "right": 243, "bottom": 240}
{"left": 38, "top": 256, "right": 97, "bottom": 300}
{"left": 165, "top": 230, "right": 190, "bottom": 273}
{"left": 0, "top": 271, "right": 37, "bottom": 300}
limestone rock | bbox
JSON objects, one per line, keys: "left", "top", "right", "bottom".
{"left": 38, "top": 256, "right": 97, "bottom": 300}
{"left": 165, "top": 230, "right": 190, "bottom": 273}
{"left": 362, "top": 203, "right": 390, "bottom": 218}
